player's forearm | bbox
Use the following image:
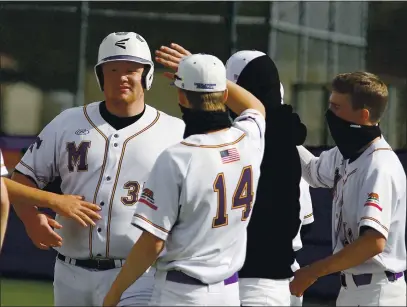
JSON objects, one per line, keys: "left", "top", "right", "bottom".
{"left": 108, "top": 231, "right": 164, "bottom": 300}
{"left": 0, "top": 178, "right": 10, "bottom": 251}
{"left": 9, "top": 173, "right": 42, "bottom": 222}
{"left": 309, "top": 229, "right": 385, "bottom": 278}
{"left": 225, "top": 80, "right": 266, "bottom": 118}
{"left": 4, "top": 177, "right": 59, "bottom": 209}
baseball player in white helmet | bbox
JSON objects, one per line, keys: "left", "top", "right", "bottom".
{"left": 11, "top": 32, "right": 185, "bottom": 306}
{"left": 103, "top": 53, "right": 266, "bottom": 306}
{"left": 290, "top": 72, "right": 406, "bottom": 306}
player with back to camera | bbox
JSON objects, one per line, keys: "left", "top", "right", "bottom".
{"left": 103, "top": 53, "right": 266, "bottom": 306}
{"left": 11, "top": 32, "right": 185, "bottom": 306}
{"left": 155, "top": 43, "right": 314, "bottom": 306}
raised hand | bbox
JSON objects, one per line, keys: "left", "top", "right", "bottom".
{"left": 155, "top": 43, "right": 191, "bottom": 79}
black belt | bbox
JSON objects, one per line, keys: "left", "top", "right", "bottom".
{"left": 340, "top": 271, "right": 404, "bottom": 287}
{"left": 57, "top": 253, "right": 124, "bottom": 271}
{"left": 166, "top": 270, "right": 238, "bottom": 286}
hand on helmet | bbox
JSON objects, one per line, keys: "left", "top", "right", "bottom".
{"left": 155, "top": 43, "right": 191, "bottom": 80}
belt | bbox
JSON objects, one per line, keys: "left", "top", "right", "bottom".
{"left": 340, "top": 271, "right": 404, "bottom": 287}
{"left": 57, "top": 253, "right": 124, "bottom": 271}
{"left": 166, "top": 270, "right": 238, "bottom": 286}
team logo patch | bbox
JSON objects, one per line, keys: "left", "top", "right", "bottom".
{"left": 364, "top": 192, "right": 382, "bottom": 211}
{"left": 75, "top": 129, "right": 90, "bottom": 135}
{"left": 220, "top": 148, "right": 240, "bottom": 164}
{"left": 367, "top": 192, "right": 379, "bottom": 201}
{"left": 139, "top": 188, "right": 157, "bottom": 210}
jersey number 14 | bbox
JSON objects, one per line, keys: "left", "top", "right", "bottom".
{"left": 212, "top": 166, "right": 253, "bottom": 228}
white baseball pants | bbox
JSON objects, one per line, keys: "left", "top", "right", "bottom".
{"left": 337, "top": 272, "right": 406, "bottom": 306}
{"left": 239, "top": 278, "right": 291, "bottom": 306}
{"left": 53, "top": 258, "right": 155, "bottom": 306}
{"left": 149, "top": 270, "right": 240, "bottom": 306}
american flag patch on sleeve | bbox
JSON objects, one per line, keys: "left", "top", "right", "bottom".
{"left": 220, "top": 148, "right": 240, "bottom": 164}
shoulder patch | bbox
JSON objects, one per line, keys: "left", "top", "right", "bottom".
{"left": 364, "top": 192, "right": 382, "bottom": 211}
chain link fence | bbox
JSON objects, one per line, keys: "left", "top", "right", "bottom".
{"left": 0, "top": 2, "right": 405, "bottom": 147}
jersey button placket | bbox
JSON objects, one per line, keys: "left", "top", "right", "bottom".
{"left": 112, "top": 134, "right": 120, "bottom": 149}
{"left": 106, "top": 134, "right": 121, "bottom": 183}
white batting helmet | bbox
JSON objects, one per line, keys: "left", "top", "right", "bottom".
{"left": 226, "top": 49, "right": 285, "bottom": 104}
{"left": 94, "top": 32, "right": 154, "bottom": 91}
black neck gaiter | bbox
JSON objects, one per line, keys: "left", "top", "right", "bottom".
{"left": 179, "top": 105, "right": 232, "bottom": 139}
{"left": 325, "top": 109, "right": 382, "bottom": 160}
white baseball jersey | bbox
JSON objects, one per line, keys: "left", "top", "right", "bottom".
{"left": 1, "top": 150, "right": 8, "bottom": 176}
{"left": 132, "top": 109, "right": 266, "bottom": 284}
{"left": 292, "top": 178, "right": 314, "bottom": 252}
{"left": 15, "top": 102, "right": 185, "bottom": 259}
{"left": 300, "top": 137, "right": 406, "bottom": 274}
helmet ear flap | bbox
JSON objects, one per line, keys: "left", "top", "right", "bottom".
{"left": 95, "top": 65, "right": 104, "bottom": 91}
{"left": 143, "top": 64, "right": 154, "bottom": 90}
{"left": 141, "top": 66, "right": 148, "bottom": 89}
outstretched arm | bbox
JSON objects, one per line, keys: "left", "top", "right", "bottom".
{"left": 297, "top": 146, "right": 338, "bottom": 189}
{"left": 290, "top": 228, "right": 385, "bottom": 297}
{"left": 6, "top": 175, "right": 101, "bottom": 227}
{"left": 225, "top": 80, "right": 265, "bottom": 118}
{"left": 103, "top": 231, "right": 164, "bottom": 306}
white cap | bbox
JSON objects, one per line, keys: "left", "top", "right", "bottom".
{"left": 174, "top": 54, "right": 227, "bottom": 92}
{"left": 225, "top": 50, "right": 285, "bottom": 104}
{"left": 225, "top": 50, "right": 266, "bottom": 83}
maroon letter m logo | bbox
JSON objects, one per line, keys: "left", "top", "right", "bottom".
{"left": 66, "top": 141, "right": 91, "bottom": 172}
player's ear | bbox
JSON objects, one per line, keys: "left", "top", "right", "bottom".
{"left": 177, "top": 89, "right": 189, "bottom": 108}
{"left": 222, "top": 89, "right": 229, "bottom": 103}
{"left": 361, "top": 108, "right": 371, "bottom": 123}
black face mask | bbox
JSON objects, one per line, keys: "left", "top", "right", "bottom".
{"left": 179, "top": 105, "right": 232, "bottom": 139}
{"left": 325, "top": 109, "right": 381, "bottom": 160}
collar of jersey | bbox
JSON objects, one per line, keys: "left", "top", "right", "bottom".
{"left": 181, "top": 128, "right": 245, "bottom": 148}
{"left": 345, "top": 135, "right": 391, "bottom": 169}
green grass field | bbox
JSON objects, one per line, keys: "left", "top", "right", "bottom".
{"left": 1, "top": 278, "right": 53, "bottom": 306}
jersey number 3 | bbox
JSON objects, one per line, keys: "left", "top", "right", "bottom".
{"left": 212, "top": 166, "right": 253, "bottom": 228}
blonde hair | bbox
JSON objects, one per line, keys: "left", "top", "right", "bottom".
{"left": 182, "top": 90, "right": 227, "bottom": 112}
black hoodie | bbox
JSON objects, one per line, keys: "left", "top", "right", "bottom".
{"left": 232, "top": 55, "right": 307, "bottom": 279}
